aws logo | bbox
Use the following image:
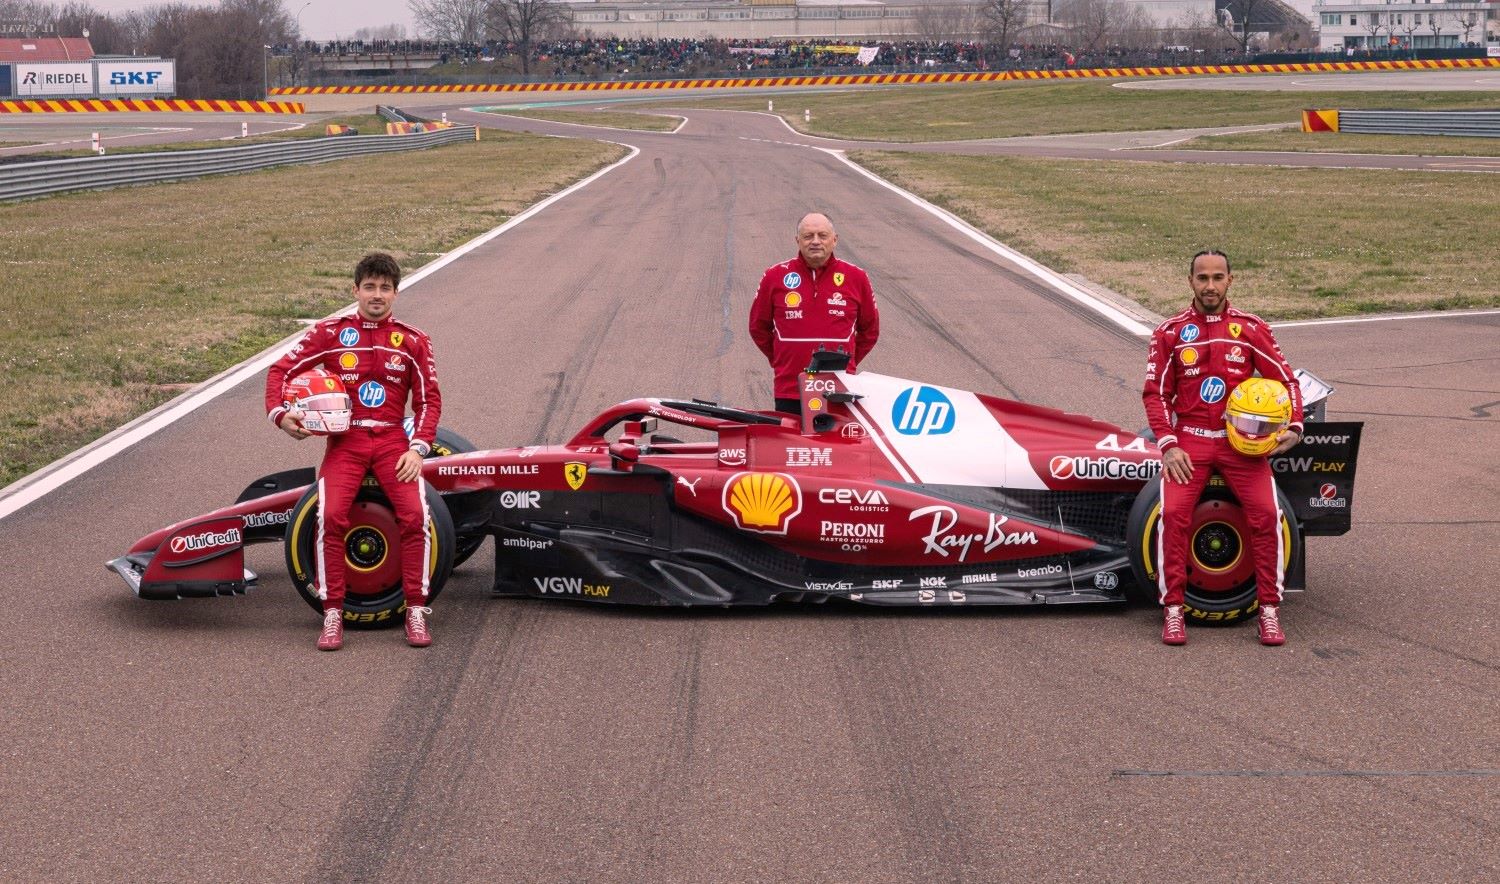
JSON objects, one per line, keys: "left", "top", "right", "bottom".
{"left": 723, "top": 472, "right": 801, "bottom": 534}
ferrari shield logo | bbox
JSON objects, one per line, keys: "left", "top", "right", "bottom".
{"left": 564, "top": 462, "right": 587, "bottom": 491}
{"left": 834, "top": 272, "right": 845, "bottom": 286}
{"left": 390, "top": 332, "right": 404, "bottom": 348}
{"left": 1228, "top": 323, "right": 1242, "bottom": 339}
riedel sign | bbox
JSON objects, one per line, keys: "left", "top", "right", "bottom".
{"left": 97, "top": 61, "right": 175, "bottom": 95}
{"left": 15, "top": 63, "right": 91, "bottom": 95}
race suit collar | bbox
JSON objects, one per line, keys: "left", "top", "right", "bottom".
{"left": 357, "top": 314, "right": 396, "bottom": 330}
{"left": 793, "top": 252, "right": 838, "bottom": 280}
{"left": 1191, "top": 299, "right": 1232, "bottom": 321}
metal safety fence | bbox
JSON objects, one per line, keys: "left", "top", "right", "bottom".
{"left": 0, "top": 125, "right": 477, "bottom": 201}
{"left": 1337, "top": 110, "right": 1500, "bottom": 138}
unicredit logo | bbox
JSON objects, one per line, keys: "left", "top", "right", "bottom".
{"left": 1319, "top": 483, "right": 1337, "bottom": 499}
{"left": 169, "top": 528, "right": 242, "bottom": 554}
{"left": 1049, "top": 455, "right": 1162, "bottom": 481}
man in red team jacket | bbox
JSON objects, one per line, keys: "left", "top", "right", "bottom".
{"left": 266, "top": 253, "right": 442, "bottom": 651}
{"left": 750, "top": 213, "right": 879, "bottom": 415}
{"left": 1143, "top": 250, "right": 1303, "bottom": 647}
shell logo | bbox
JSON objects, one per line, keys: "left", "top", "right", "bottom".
{"left": 1180, "top": 347, "right": 1198, "bottom": 366}
{"left": 339, "top": 352, "right": 358, "bottom": 369}
{"left": 723, "top": 472, "right": 802, "bottom": 534}
{"left": 784, "top": 292, "right": 802, "bottom": 309}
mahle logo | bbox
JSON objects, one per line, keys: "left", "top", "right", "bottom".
{"left": 891, "top": 386, "right": 955, "bottom": 436}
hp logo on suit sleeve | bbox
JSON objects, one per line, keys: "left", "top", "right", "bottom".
{"left": 892, "top": 386, "right": 955, "bottom": 435}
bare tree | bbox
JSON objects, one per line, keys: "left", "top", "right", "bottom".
{"left": 1056, "top": 0, "right": 1121, "bottom": 52}
{"left": 1455, "top": 9, "right": 1479, "bottom": 45}
{"left": 354, "top": 23, "right": 409, "bottom": 40}
{"left": 409, "top": 0, "right": 485, "bottom": 42}
{"left": 1427, "top": 10, "right": 1445, "bottom": 47}
{"left": 1215, "top": 0, "right": 1275, "bottom": 53}
{"left": 487, "top": 0, "right": 566, "bottom": 76}
{"left": 1360, "top": 8, "right": 1386, "bottom": 49}
{"left": 913, "top": 1, "right": 983, "bottom": 42}
{"left": 980, "top": 0, "right": 1031, "bottom": 62}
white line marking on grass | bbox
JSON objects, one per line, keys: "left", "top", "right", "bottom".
{"left": 819, "top": 148, "right": 1155, "bottom": 337}
{"left": 0, "top": 141, "right": 641, "bottom": 523}
{"left": 1273, "top": 308, "right": 1500, "bottom": 329}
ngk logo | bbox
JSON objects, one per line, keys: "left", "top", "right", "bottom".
{"left": 169, "top": 528, "right": 242, "bottom": 554}
{"left": 1049, "top": 456, "right": 1161, "bottom": 482}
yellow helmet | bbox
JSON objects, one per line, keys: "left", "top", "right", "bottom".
{"left": 1225, "top": 378, "right": 1291, "bottom": 457}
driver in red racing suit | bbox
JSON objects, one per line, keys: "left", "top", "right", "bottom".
{"left": 1143, "top": 250, "right": 1303, "bottom": 647}
{"left": 266, "top": 253, "right": 442, "bottom": 651}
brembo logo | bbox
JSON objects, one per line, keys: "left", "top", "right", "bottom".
{"left": 1049, "top": 456, "right": 1162, "bottom": 481}
{"left": 169, "top": 528, "right": 242, "bottom": 554}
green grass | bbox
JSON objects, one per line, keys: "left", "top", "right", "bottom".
{"left": 673, "top": 82, "right": 1500, "bottom": 141}
{"left": 479, "top": 107, "right": 682, "bottom": 131}
{"left": 1174, "top": 129, "right": 1500, "bottom": 157}
{"left": 7, "top": 113, "right": 393, "bottom": 160}
{"left": 851, "top": 150, "right": 1500, "bottom": 319}
{"left": 0, "top": 132, "right": 625, "bottom": 486}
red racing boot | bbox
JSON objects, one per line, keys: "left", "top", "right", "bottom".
{"left": 317, "top": 609, "right": 343, "bottom": 652}
{"left": 1162, "top": 605, "right": 1187, "bottom": 646}
{"left": 1258, "top": 605, "right": 1286, "bottom": 646}
{"left": 405, "top": 606, "right": 433, "bottom": 648}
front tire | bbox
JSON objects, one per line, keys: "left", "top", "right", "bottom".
{"left": 284, "top": 480, "right": 456, "bottom": 628}
{"left": 1126, "top": 476, "right": 1301, "bottom": 625}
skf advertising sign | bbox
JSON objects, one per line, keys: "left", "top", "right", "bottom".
{"left": 15, "top": 62, "right": 92, "bottom": 96}
{"left": 96, "top": 60, "right": 176, "bottom": 96}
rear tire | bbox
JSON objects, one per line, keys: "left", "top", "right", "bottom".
{"left": 1126, "top": 476, "right": 1301, "bottom": 625}
{"left": 284, "top": 481, "right": 455, "bottom": 629}
{"left": 426, "top": 427, "right": 489, "bottom": 569}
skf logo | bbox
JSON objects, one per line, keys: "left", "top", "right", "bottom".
{"left": 833, "top": 272, "right": 845, "bottom": 286}
{"left": 390, "top": 331, "right": 404, "bottom": 348}
{"left": 1229, "top": 322, "right": 1243, "bottom": 338}
{"left": 339, "top": 352, "right": 357, "bottom": 369}
{"left": 784, "top": 291, "right": 802, "bottom": 309}
{"left": 110, "top": 71, "right": 164, "bottom": 85}
{"left": 723, "top": 472, "right": 802, "bottom": 534}
{"left": 563, "top": 462, "right": 587, "bottom": 491}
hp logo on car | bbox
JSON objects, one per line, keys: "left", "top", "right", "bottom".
{"left": 1199, "top": 376, "right": 1227, "bottom": 404}
{"left": 892, "top": 386, "right": 955, "bottom": 436}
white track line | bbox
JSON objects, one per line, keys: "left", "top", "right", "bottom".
{"left": 819, "top": 147, "right": 1154, "bottom": 336}
{"left": 0, "top": 141, "right": 640, "bottom": 523}
{"left": 471, "top": 107, "right": 686, "bottom": 134}
{"left": 1273, "top": 308, "right": 1500, "bottom": 328}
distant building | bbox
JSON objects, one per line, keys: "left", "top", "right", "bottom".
{"left": 0, "top": 36, "right": 94, "bottom": 63}
{"left": 1311, "top": 0, "right": 1496, "bottom": 49}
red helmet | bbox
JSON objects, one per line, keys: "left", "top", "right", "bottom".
{"left": 283, "top": 368, "right": 352, "bottom": 435}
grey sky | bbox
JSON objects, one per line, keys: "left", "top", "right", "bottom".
{"left": 81, "top": 0, "right": 420, "bottom": 41}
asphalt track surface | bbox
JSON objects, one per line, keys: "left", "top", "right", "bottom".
{"left": 1, "top": 81, "right": 1497, "bottom": 883}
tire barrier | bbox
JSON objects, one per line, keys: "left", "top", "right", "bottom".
{"left": 271, "top": 57, "right": 1500, "bottom": 96}
{"left": 0, "top": 98, "right": 305, "bottom": 114}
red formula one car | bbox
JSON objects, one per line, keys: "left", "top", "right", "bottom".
{"left": 109, "top": 353, "right": 1362, "bottom": 627}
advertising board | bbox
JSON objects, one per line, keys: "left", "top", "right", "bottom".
{"left": 96, "top": 60, "right": 176, "bottom": 96}
{"left": 0, "top": 64, "right": 10, "bottom": 98}
{"left": 14, "top": 62, "right": 92, "bottom": 96}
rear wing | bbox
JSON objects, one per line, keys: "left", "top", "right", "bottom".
{"left": 1273, "top": 370, "right": 1361, "bottom": 536}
